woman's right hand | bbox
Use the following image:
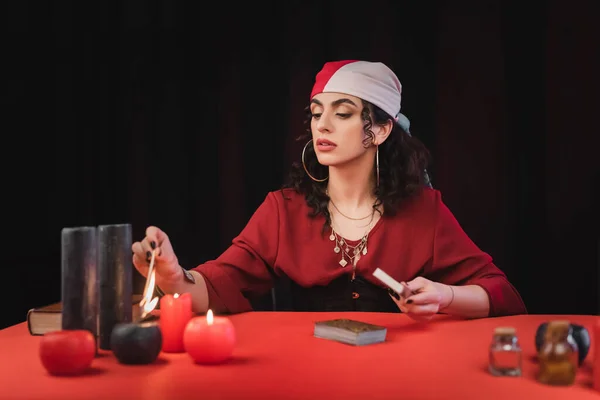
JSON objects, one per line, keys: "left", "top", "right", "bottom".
{"left": 132, "top": 226, "right": 183, "bottom": 288}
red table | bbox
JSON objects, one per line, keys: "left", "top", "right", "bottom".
{"left": 1, "top": 312, "right": 599, "bottom": 399}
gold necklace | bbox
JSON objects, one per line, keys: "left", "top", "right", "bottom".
{"left": 329, "top": 199, "right": 372, "bottom": 220}
{"left": 326, "top": 188, "right": 375, "bottom": 221}
{"left": 329, "top": 215, "right": 375, "bottom": 280}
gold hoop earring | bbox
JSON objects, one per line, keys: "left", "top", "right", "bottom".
{"left": 302, "top": 139, "right": 328, "bottom": 182}
{"left": 376, "top": 145, "right": 380, "bottom": 188}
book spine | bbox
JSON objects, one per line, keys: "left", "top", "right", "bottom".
{"left": 61, "top": 226, "right": 99, "bottom": 340}
{"left": 26, "top": 308, "right": 39, "bottom": 336}
{"left": 98, "top": 224, "right": 133, "bottom": 350}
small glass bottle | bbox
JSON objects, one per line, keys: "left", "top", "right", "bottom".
{"left": 537, "top": 320, "right": 579, "bottom": 386}
{"left": 489, "top": 327, "right": 522, "bottom": 377}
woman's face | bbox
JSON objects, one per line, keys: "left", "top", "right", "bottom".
{"left": 309, "top": 92, "right": 372, "bottom": 167}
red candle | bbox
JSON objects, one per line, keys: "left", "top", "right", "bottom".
{"left": 159, "top": 292, "right": 192, "bottom": 353}
{"left": 183, "top": 309, "right": 235, "bottom": 364}
{"left": 39, "top": 330, "right": 96, "bottom": 376}
{"left": 594, "top": 319, "right": 600, "bottom": 392}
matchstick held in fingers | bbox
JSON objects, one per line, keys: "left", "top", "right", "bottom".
{"left": 141, "top": 249, "right": 157, "bottom": 301}
{"left": 139, "top": 249, "right": 159, "bottom": 319}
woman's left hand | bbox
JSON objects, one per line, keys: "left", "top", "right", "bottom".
{"left": 389, "top": 276, "right": 451, "bottom": 321}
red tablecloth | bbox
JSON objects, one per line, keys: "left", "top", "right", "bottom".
{"left": 1, "top": 312, "right": 599, "bottom": 399}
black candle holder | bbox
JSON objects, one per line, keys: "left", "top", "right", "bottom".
{"left": 111, "top": 319, "right": 162, "bottom": 365}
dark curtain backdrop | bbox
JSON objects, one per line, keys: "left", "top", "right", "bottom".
{"left": 4, "top": 1, "right": 599, "bottom": 329}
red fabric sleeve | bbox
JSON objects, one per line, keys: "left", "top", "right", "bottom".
{"left": 426, "top": 191, "right": 527, "bottom": 317}
{"left": 191, "top": 193, "right": 280, "bottom": 314}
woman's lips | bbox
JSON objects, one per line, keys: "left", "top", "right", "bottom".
{"left": 316, "top": 138, "right": 337, "bottom": 151}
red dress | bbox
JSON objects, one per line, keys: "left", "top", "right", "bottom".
{"left": 192, "top": 187, "right": 527, "bottom": 316}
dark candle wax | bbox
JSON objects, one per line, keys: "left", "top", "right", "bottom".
{"left": 61, "top": 226, "right": 98, "bottom": 341}
{"left": 111, "top": 321, "right": 162, "bottom": 364}
{"left": 98, "top": 224, "right": 133, "bottom": 350}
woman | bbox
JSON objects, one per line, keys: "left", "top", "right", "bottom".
{"left": 132, "top": 60, "right": 527, "bottom": 320}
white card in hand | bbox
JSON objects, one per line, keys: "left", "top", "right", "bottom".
{"left": 372, "top": 268, "right": 409, "bottom": 296}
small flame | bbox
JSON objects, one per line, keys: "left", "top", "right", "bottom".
{"left": 206, "top": 309, "right": 213, "bottom": 325}
{"left": 174, "top": 293, "right": 179, "bottom": 299}
{"left": 139, "top": 249, "right": 159, "bottom": 319}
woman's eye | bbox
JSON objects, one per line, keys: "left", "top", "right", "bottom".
{"left": 311, "top": 112, "right": 351, "bottom": 119}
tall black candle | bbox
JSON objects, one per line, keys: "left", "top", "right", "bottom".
{"left": 61, "top": 227, "right": 99, "bottom": 340}
{"left": 98, "top": 224, "right": 133, "bottom": 350}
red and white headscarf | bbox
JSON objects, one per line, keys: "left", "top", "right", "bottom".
{"left": 310, "top": 60, "right": 403, "bottom": 122}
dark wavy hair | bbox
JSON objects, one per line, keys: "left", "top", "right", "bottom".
{"left": 282, "top": 100, "right": 430, "bottom": 230}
